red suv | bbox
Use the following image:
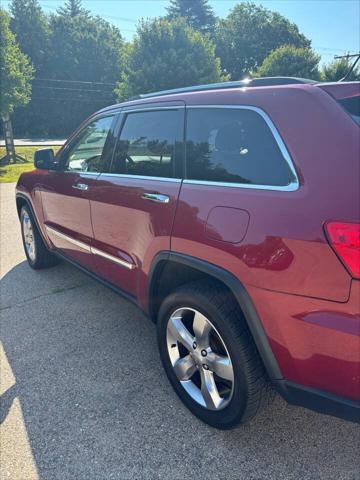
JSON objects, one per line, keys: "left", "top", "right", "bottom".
{"left": 16, "top": 78, "right": 360, "bottom": 429}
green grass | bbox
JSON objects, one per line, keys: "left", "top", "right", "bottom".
{"left": 0, "top": 146, "right": 61, "bottom": 183}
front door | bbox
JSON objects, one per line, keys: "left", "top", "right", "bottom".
{"left": 90, "top": 105, "right": 184, "bottom": 298}
{"left": 41, "top": 114, "right": 116, "bottom": 270}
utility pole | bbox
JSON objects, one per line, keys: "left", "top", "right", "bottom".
{"left": 334, "top": 53, "right": 360, "bottom": 81}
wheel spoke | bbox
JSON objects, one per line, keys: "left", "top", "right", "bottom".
{"left": 200, "top": 369, "right": 223, "bottom": 409}
{"left": 166, "top": 307, "right": 235, "bottom": 411}
{"left": 173, "top": 355, "right": 197, "bottom": 381}
{"left": 168, "top": 316, "right": 195, "bottom": 352}
{"left": 22, "top": 214, "right": 36, "bottom": 261}
{"left": 193, "top": 311, "right": 211, "bottom": 345}
{"left": 207, "top": 353, "right": 234, "bottom": 382}
{"left": 23, "top": 220, "right": 30, "bottom": 236}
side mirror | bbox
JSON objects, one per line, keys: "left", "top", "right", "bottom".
{"left": 34, "top": 148, "right": 56, "bottom": 170}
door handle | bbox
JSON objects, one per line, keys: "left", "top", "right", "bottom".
{"left": 141, "top": 193, "right": 170, "bottom": 204}
{"left": 72, "top": 183, "right": 89, "bottom": 191}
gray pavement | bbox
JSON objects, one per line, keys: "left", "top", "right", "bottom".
{"left": 1, "top": 182, "right": 359, "bottom": 480}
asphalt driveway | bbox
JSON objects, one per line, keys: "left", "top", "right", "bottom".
{"left": 1, "top": 182, "right": 359, "bottom": 480}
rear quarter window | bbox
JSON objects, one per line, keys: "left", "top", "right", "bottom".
{"left": 185, "top": 107, "right": 297, "bottom": 188}
{"left": 339, "top": 96, "right": 360, "bottom": 125}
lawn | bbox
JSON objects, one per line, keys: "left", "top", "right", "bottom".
{"left": 0, "top": 146, "right": 61, "bottom": 183}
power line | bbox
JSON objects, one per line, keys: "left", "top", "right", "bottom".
{"left": 33, "top": 78, "right": 116, "bottom": 87}
{"left": 334, "top": 53, "right": 360, "bottom": 59}
{"left": 33, "top": 85, "right": 115, "bottom": 95}
{"left": 314, "top": 46, "right": 358, "bottom": 53}
{"left": 31, "top": 96, "right": 113, "bottom": 103}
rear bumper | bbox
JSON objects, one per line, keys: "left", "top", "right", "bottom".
{"left": 247, "top": 280, "right": 360, "bottom": 402}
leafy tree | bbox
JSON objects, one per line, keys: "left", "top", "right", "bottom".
{"left": 9, "top": 0, "right": 50, "bottom": 74}
{"left": 166, "top": 0, "right": 215, "bottom": 35}
{"left": 116, "top": 18, "right": 227, "bottom": 101}
{"left": 23, "top": 14, "right": 125, "bottom": 136}
{"left": 0, "top": 9, "right": 34, "bottom": 117}
{"left": 0, "top": 8, "right": 34, "bottom": 162}
{"left": 256, "top": 45, "right": 321, "bottom": 80}
{"left": 48, "top": 14, "right": 124, "bottom": 83}
{"left": 57, "top": 0, "right": 89, "bottom": 17}
{"left": 9, "top": 11, "right": 125, "bottom": 137}
{"left": 321, "top": 57, "right": 360, "bottom": 82}
{"left": 216, "top": 2, "right": 311, "bottom": 79}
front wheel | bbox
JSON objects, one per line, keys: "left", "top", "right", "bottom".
{"left": 157, "top": 280, "right": 274, "bottom": 429}
{"left": 20, "top": 206, "right": 59, "bottom": 269}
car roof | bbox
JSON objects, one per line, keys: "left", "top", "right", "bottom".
{"left": 97, "top": 78, "right": 359, "bottom": 115}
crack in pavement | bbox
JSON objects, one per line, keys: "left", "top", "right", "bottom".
{"left": 0, "top": 282, "right": 90, "bottom": 312}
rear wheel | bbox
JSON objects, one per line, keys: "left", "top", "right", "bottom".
{"left": 20, "top": 206, "right": 59, "bottom": 269}
{"left": 157, "top": 280, "right": 274, "bottom": 429}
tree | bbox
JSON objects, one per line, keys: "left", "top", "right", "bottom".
{"left": 256, "top": 45, "right": 321, "bottom": 80}
{"left": 9, "top": 0, "right": 50, "bottom": 74}
{"left": 166, "top": 0, "right": 215, "bottom": 35}
{"left": 216, "top": 2, "right": 311, "bottom": 79}
{"left": 57, "top": 0, "right": 89, "bottom": 17}
{"left": 26, "top": 14, "right": 125, "bottom": 136}
{"left": 321, "top": 57, "right": 360, "bottom": 82}
{"left": 116, "top": 18, "right": 227, "bottom": 101}
{"left": 0, "top": 9, "right": 34, "bottom": 164}
{"left": 48, "top": 15, "right": 124, "bottom": 83}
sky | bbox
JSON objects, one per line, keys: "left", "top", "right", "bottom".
{"left": 2, "top": 0, "right": 360, "bottom": 64}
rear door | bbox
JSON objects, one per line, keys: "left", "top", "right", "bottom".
{"left": 90, "top": 104, "right": 184, "bottom": 298}
{"left": 41, "top": 114, "right": 116, "bottom": 270}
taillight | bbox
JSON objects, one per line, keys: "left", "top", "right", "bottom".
{"left": 325, "top": 222, "right": 360, "bottom": 279}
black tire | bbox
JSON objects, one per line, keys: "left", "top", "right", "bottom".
{"left": 157, "top": 280, "right": 274, "bottom": 429}
{"left": 20, "top": 205, "right": 59, "bottom": 270}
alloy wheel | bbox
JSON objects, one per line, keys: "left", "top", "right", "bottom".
{"left": 22, "top": 212, "right": 36, "bottom": 262}
{"left": 166, "top": 307, "right": 234, "bottom": 410}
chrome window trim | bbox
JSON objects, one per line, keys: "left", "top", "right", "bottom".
{"left": 182, "top": 178, "right": 297, "bottom": 192}
{"left": 45, "top": 226, "right": 91, "bottom": 252}
{"left": 185, "top": 105, "right": 299, "bottom": 192}
{"left": 99, "top": 173, "right": 181, "bottom": 183}
{"left": 45, "top": 226, "right": 134, "bottom": 270}
{"left": 91, "top": 247, "right": 134, "bottom": 270}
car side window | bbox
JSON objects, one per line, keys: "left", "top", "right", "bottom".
{"left": 110, "top": 109, "right": 182, "bottom": 178}
{"left": 63, "top": 116, "right": 114, "bottom": 173}
{"left": 186, "top": 108, "right": 295, "bottom": 187}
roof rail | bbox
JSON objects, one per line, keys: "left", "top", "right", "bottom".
{"left": 138, "top": 77, "right": 316, "bottom": 99}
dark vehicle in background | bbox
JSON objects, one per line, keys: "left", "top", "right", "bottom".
{"left": 16, "top": 78, "right": 360, "bottom": 428}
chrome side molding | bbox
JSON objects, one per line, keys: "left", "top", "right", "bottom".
{"left": 45, "top": 225, "right": 134, "bottom": 270}
{"left": 45, "top": 225, "right": 91, "bottom": 252}
{"left": 91, "top": 247, "right": 134, "bottom": 270}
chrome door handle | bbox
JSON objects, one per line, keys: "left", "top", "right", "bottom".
{"left": 141, "top": 193, "right": 170, "bottom": 204}
{"left": 72, "top": 183, "right": 89, "bottom": 191}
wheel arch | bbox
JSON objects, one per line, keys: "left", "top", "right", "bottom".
{"left": 16, "top": 194, "right": 28, "bottom": 219}
{"left": 16, "top": 193, "right": 48, "bottom": 246}
{"left": 148, "top": 252, "right": 284, "bottom": 384}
